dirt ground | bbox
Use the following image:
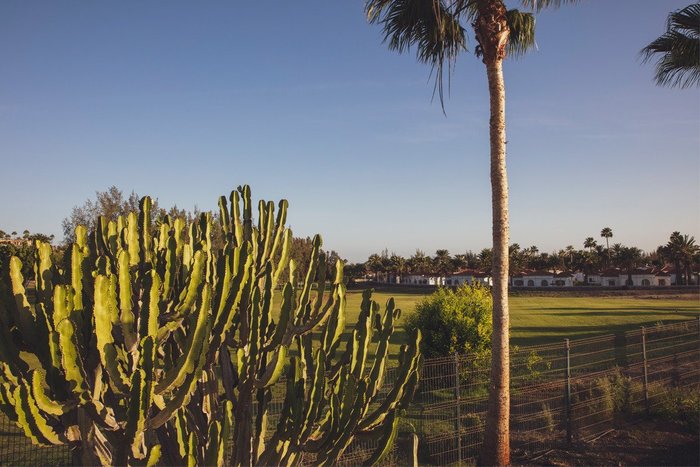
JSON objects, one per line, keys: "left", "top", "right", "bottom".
{"left": 518, "top": 419, "right": 699, "bottom": 466}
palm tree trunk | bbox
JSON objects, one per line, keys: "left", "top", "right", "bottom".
{"left": 481, "top": 51, "right": 510, "bottom": 467}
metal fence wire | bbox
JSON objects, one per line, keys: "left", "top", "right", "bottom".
{"left": 1, "top": 318, "right": 698, "bottom": 466}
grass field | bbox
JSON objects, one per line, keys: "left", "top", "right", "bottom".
{"left": 343, "top": 289, "right": 700, "bottom": 353}
{"left": 1, "top": 288, "right": 698, "bottom": 464}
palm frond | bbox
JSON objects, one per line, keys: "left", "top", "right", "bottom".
{"left": 365, "top": 0, "right": 467, "bottom": 109}
{"left": 506, "top": 9, "right": 536, "bottom": 58}
{"left": 641, "top": 3, "right": 700, "bottom": 88}
{"left": 667, "top": 3, "right": 700, "bottom": 38}
{"left": 452, "top": 0, "right": 478, "bottom": 23}
{"left": 519, "top": 0, "right": 580, "bottom": 14}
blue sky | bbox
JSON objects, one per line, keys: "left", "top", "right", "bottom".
{"left": 1, "top": 1, "right": 698, "bottom": 262}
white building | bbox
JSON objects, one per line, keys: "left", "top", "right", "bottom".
{"left": 511, "top": 270, "right": 572, "bottom": 287}
{"left": 597, "top": 268, "right": 671, "bottom": 287}
{"left": 553, "top": 272, "right": 575, "bottom": 287}
{"left": 600, "top": 269, "right": 621, "bottom": 287}
{"left": 618, "top": 268, "right": 671, "bottom": 286}
{"left": 401, "top": 274, "right": 444, "bottom": 286}
{"left": 446, "top": 269, "right": 493, "bottom": 287}
{"left": 585, "top": 273, "right": 603, "bottom": 286}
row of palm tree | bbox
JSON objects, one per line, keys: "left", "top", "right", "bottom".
{"left": 0, "top": 229, "right": 54, "bottom": 243}
{"left": 358, "top": 231, "right": 700, "bottom": 281}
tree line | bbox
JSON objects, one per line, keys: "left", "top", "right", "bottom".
{"left": 354, "top": 227, "right": 700, "bottom": 286}
{"left": 1, "top": 186, "right": 343, "bottom": 283}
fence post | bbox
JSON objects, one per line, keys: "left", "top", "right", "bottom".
{"left": 564, "top": 338, "right": 572, "bottom": 445}
{"left": 454, "top": 353, "right": 462, "bottom": 466}
{"left": 641, "top": 327, "right": 649, "bottom": 416}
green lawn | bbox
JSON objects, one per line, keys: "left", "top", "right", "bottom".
{"left": 344, "top": 289, "right": 700, "bottom": 352}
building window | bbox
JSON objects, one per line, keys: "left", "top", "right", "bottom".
{"left": 514, "top": 280, "right": 523, "bottom": 286}
{"left": 527, "top": 280, "right": 534, "bottom": 287}
{"left": 642, "top": 279, "right": 650, "bottom": 286}
{"left": 658, "top": 279, "right": 666, "bottom": 286}
{"left": 608, "top": 280, "right": 615, "bottom": 286}
{"left": 626, "top": 279, "right": 633, "bottom": 286}
{"left": 555, "top": 280, "right": 564, "bottom": 286}
{"left": 541, "top": 280, "right": 548, "bottom": 287}
{"left": 446, "top": 279, "right": 452, "bottom": 285}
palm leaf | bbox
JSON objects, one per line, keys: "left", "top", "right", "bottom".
{"left": 667, "top": 3, "right": 700, "bottom": 37}
{"left": 520, "top": 0, "right": 580, "bottom": 13}
{"left": 365, "top": 0, "right": 466, "bottom": 108}
{"left": 506, "top": 9, "right": 536, "bottom": 58}
{"left": 641, "top": 3, "right": 700, "bottom": 88}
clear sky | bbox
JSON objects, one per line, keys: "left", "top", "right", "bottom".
{"left": 1, "top": 1, "right": 698, "bottom": 262}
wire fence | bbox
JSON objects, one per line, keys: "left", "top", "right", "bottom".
{"left": 1, "top": 318, "right": 698, "bottom": 466}
{"left": 336, "top": 318, "right": 700, "bottom": 466}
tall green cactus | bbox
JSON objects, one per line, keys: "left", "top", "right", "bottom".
{"left": 0, "top": 186, "right": 421, "bottom": 466}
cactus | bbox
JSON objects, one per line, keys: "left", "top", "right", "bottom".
{"left": 0, "top": 186, "right": 421, "bottom": 466}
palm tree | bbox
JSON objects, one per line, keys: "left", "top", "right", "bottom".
{"left": 408, "top": 249, "right": 431, "bottom": 275}
{"left": 365, "top": 253, "right": 384, "bottom": 282}
{"left": 641, "top": 3, "right": 700, "bottom": 88}
{"left": 478, "top": 247, "right": 493, "bottom": 271}
{"left": 365, "top": 1, "right": 577, "bottom": 463}
{"left": 433, "top": 249, "right": 453, "bottom": 276}
{"left": 664, "top": 232, "right": 700, "bottom": 285}
{"left": 389, "top": 253, "right": 407, "bottom": 283}
{"left": 583, "top": 237, "right": 597, "bottom": 251}
{"left": 564, "top": 245, "right": 575, "bottom": 269}
{"left": 453, "top": 253, "right": 469, "bottom": 271}
{"left": 617, "top": 246, "right": 643, "bottom": 286}
{"left": 509, "top": 243, "right": 523, "bottom": 275}
{"left": 600, "top": 227, "right": 613, "bottom": 265}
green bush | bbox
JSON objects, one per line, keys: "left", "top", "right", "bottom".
{"left": 405, "top": 284, "right": 492, "bottom": 358}
{"left": 651, "top": 386, "right": 700, "bottom": 434}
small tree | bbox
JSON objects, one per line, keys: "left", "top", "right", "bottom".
{"left": 406, "top": 284, "right": 492, "bottom": 359}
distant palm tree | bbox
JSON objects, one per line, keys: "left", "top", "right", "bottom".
{"left": 641, "top": 3, "right": 700, "bottom": 88}
{"left": 600, "top": 227, "right": 613, "bottom": 265}
{"left": 389, "top": 254, "right": 407, "bottom": 283}
{"left": 409, "top": 249, "right": 431, "bottom": 275}
{"left": 433, "top": 249, "right": 453, "bottom": 276}
{"left": 617, "top": 246, "right": 643, "bottom": 286}
{"left": 664, "top": 232, "right": 700, "bottom": 285}
{"left": 509, "top": 243, "right": 523, "bottom": 274}
{"left": 564, "top": 245, "right": 575, "bottom": 269}
{"left": 453, "top": 253, "right": 469, "bottom": 271}
{"left": 478, "top": 248, "right": 493, "bottom": 271}
{"left": 366, "top": 253, "right": 384, "bottom": 282}
{"left": 584, "top": 237, "right": 597, "bottom": 251}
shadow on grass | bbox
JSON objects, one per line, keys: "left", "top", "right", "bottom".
{"left": 530, "top": 310, "right": 699, "bottom": 318}
{"left": 509, "top": 319, "right": 692, "bottom": 346}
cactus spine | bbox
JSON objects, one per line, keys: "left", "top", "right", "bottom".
{"left": 0, "top": 186, "right": 421, "bottom": 466}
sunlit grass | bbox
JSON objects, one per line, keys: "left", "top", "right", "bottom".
{"left": 343, "top": 288, "right": 700, "bottom": 354}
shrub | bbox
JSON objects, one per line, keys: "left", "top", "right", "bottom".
{"left": 608, "top": 370, "right": 641, "bottom": 415}
{"left": 651, "top": 386, "right": 700, "bottom": 434}
{"left": 405, "top": 284, "right": 492, "bottom": 358}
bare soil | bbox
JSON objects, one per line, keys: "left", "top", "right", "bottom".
{"left": 518, "top": 419, "right": 699, "bottom": 466}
